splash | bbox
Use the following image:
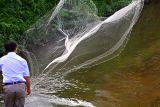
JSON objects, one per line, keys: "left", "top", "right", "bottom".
{"left": 25, "top": 94, "right": 95, "bottom": 107}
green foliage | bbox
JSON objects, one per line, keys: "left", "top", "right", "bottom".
{"left": 0, "top": 0, "right": 131, "bottom": 53}
{"left": 0, "top": 0, "right": 58, "bottom": 53}
{"left": 93, "top": 0, "right": 132, "bottom": 16}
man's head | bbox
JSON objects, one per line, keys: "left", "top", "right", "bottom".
{"left": 4, "top": 41, "right": 17, "bottom": 53}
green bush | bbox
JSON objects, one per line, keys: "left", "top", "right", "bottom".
{"left": 0, "top": 0, "right": 58, "bottom": 53}
{"left": 0, "top": 0, "right": 131, "bottom": 53}
{"left": 93, "top": 0, "right": 132, "bottom": 16}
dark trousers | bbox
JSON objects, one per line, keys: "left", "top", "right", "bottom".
{"left": 3, "top": 83, "right": 26, "bottom": 107}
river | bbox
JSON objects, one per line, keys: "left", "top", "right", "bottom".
{"left": 60, "top": 1, "right": 160, "bottom": 107}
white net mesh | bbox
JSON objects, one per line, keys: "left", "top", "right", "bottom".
{"left": 23, "top": 0, "right": 144, "bottom": 106}
{"left": 23, "top": 0, "right": 144, "bottom": 77}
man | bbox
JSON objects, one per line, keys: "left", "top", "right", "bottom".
{"left": 0, "top": 41, "right": 31, "bottom": 107}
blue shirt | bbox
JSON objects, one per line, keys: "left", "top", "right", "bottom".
{"left": 0, "top": 52, "right": 30, "bottom": 83}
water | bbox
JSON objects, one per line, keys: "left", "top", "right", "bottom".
{"left": 62, "top": 1, "right": 160, "bottom": 107}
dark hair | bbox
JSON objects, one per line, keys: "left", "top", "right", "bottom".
{"left": 4, "top": 41, "right": 17, "bottom": 53}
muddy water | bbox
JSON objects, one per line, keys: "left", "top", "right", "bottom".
{"left": 96, "top": 53, "right": 160, "bottom": 107}
{"left": 96, "top": 1, "right": 160, "bottom": 107}
{"left": 65, "top": 1, "right": 160, "bottom": 107}
{"left": 95, "top": 1, "right": 160, "bottom": 106}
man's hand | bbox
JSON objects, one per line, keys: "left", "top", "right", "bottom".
{"left": 24, "top": 76, "right": 31, "bottom": 95}
{"left": 26, "top": 87, "right": 31, "bottom": 95}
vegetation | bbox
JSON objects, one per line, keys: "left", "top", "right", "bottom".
{"left": 93, "top": 0, "right": 131, "bottom": 16}
{"left": 0, "top": 0, "right": 131, "bottom": 54}
{"left": 0, "top": 0, "right": 59, "bottom": 52}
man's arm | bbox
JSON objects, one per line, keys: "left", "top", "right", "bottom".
{"left": 22, "top": 59, "right": 31, "bottom": 95}
{"left": 24, "top": 76, "right": 31, "bottom": 95}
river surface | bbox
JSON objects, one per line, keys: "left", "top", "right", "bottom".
{"left": 57, "top": 1, "right": 160, "bottom": 107}
{"left": 0, "top": 1, "right": 160, "bottom": 107}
